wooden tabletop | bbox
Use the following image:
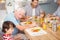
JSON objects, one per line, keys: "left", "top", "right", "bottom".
{"left": 24, "top": 27, "right": 60, "bottom": 40}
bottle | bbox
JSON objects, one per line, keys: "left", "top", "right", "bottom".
{"left": 52, "top": 20, "right": 57, "bottom": 32}
{"left": 43, "top": 23, "right": 47, "bottom": 30}
{"left": 57, "top": 24, "right": 60, "bottom": 30}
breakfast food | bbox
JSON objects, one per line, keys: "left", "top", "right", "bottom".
{"left": 25, "top": 21, "right": 32, "bottom": 24}
{"left": 32, "top": 29, "right": 40, "bottom": 32}
{"left": 31, "top": 27, "right": 40, "bottom": 32}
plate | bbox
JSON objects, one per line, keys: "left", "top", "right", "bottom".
{"left": 31, "top": 27, "right": 41, "bottom": 32}
{"left": 25, "top": 27, "right": 47, "bottom": 36}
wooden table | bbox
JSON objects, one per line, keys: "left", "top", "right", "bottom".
{"left": 24, "top": 27, "right": 60, "bottom": 40}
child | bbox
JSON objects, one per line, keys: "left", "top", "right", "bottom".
{"left": 40, "top": 13, "right": 45, "bottom": 24}
{"left": 2, "top": 21, "right": 15, "bottom": 40}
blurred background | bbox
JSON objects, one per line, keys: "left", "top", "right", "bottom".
{"left": 0, "top": 0, "right": 58, "bottom": 31}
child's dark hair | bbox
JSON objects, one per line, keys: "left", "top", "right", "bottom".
{"left": 2, "top": 21, "right": 15, "bottom": 33}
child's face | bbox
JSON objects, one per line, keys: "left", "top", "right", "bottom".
{"left": 40, "top": 14, "right": 45, "bottom": 18}
{"left": 6, "top": 28, "right": 13, "bottom": 34}
{"left": 6, "top": 25, "right": 14, "bottom": 34}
